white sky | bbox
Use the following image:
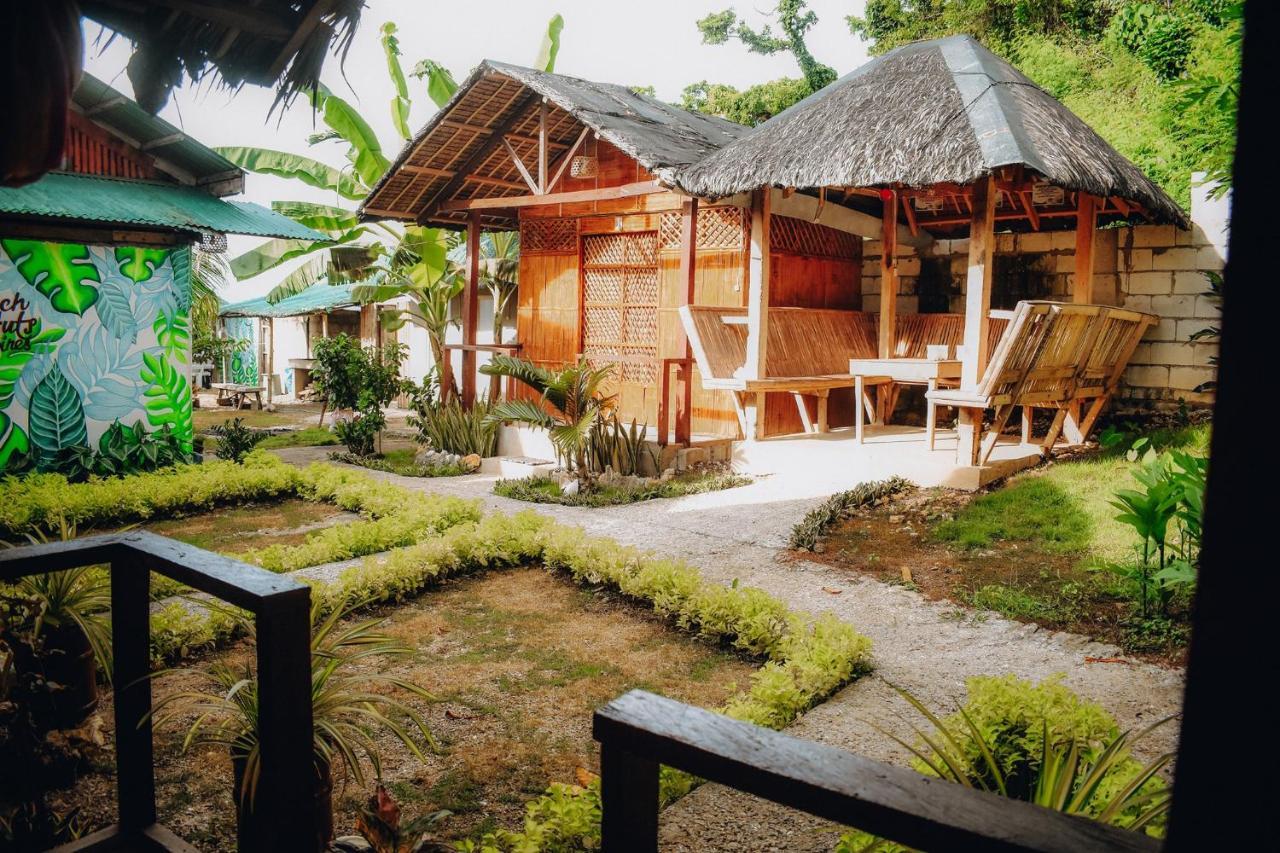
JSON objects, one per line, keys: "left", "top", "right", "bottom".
{"left": 83, "top": 1, "right": 872, "bottom": 301}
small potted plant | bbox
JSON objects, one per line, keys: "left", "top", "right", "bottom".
{"left": 154, "top": 598, "right": 434, "bottom": 851}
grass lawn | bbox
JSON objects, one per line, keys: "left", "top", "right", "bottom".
{"left": 810, "top": 423, "right": 1209, "bottom": 662}
{"left": 60, "top": 568, "right": 756, "bottom": 848}
{"left": 256, "top": 427, "right": 339, "bottom": 449}
{"left": 495, "top": 470, "right": 751, "bottom": 507}
{"left": 193, "top": 407, "right": 298, "bottom": 432}
{"left": 329, "top": 447, "right": 474, "bottom": 477}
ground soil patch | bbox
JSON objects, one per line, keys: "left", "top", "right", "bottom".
{"left": 55, "top": 567, "right": 756, "bottom": 849}
{"left": 139, "top": 498, "right": 355, "bottom": 557}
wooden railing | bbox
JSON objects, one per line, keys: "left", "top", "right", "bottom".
{"left": 594, "top": 690, "right": 1162, "bottom": 853}
{"left": 0, "top": 532, "right": 315, "bottom": 852}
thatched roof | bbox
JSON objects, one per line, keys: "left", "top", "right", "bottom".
{"left": 674, "top": 35, "right": 1186, "bottom": 227}
{"left": 80, "top": 0, "right": 365, "bottom": 113}
{"left": 362, "top": 61, "right": 748, "bottom": 229}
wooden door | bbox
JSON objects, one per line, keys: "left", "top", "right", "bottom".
{"left": 582, "top": 232, "right": 660, "bottom": 423}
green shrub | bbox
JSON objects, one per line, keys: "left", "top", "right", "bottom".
{"left": 0, "top": 450, "right": 300, "bottom": 539}
{"left": 788, "top": 477, "right": 912, "bottom": 550}
{"left": 407, "top": 396, "right": 499, "bottom": 457}
{"left": 208, "top": 417, "right": 266, "bottom": 463}
{"left": 494, "top": 471, "right": 750, "bottom": 507}
{"left": 328, "top": 450, "right": 472, "bottom": 478}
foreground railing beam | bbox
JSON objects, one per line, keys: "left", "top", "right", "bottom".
{"left": 593, "top": 690, "right": 1161, "bottom": 853}
{"left": 1, "top": 531, "right": 316, "bottom": 852}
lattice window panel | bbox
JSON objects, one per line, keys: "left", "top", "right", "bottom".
{"left": 659, "top": 206, "right": 746, "bottom": 251}
{"left": 520, "top": 217, "right": 577, "bottom": 253}
{"left": 582, "top": 232, "right": 659, "bottom": 384}
{"left": 770, "top": 215, "right": 859, "bottom": 259}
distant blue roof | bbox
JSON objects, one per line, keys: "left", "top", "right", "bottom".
{"left": 220, "top": 282, "right": 359, "bottom": 318}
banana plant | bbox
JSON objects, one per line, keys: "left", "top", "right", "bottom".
{"left": 217, "top": 15, "right": 566, "bottom": 305}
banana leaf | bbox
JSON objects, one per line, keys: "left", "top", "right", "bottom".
{"left": 380, "top": 22, "right": 412, "bottom": 140}
{"left": 214, "top": 147, "right": 366, "bottom": 200}
{"left": 310, "top": 84, "right": 391, "bottom": 189}
{"left": 535, "top": 14, "right": 565, "bottom": 72}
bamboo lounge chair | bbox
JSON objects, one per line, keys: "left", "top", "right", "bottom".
{"left": 925, "top": 301, "right": 1156, "bottom": 465}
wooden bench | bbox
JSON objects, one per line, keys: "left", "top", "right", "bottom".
{"left": 680, "top": 306, "right": 883, "bottom": 438}
{"left": 212, "top": 382, "right": 265, "bottom": 410}
{"left": 926, "top": 301, "right": 1156, "bottom": 465}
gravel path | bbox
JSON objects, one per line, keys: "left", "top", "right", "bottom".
{"left": 274, "top": 448, "right": 1186, "bottom": 851}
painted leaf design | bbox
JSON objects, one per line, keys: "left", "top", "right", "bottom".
{"left": 140, "top": 352, "right": 192, "bottom": 451}
{"left": 1, "top": 239, "right": 101, "bottom": 315}
{"left": 115, "top": 246, "right": 170, "bottom": 283}
{"left": 170, "top": 246, "right": 191, "bottom": 313}
{"left": 28, "top": 364, "right": 89, "bottom": 467}
{"left": 0, "top": 322, "right": 65, "bottom": 409}
{"left": 0, "top": 411, "right": 30, "bottom": 470}
{"left": 153, "top": 310, "right": 191, "bottom": 364}
{"left": 95, "top": 277, "right": 138, "bottom": 343}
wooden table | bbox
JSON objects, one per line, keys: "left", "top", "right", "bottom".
{"left": 848, "top": 358, "right": 961, "bottom": 443}
{"left": 212, "top": 382, "right": 265, "bottom": 410}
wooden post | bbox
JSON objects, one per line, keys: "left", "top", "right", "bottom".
{"left": 676, "top": 197, "right": 698, "bottom": 445}
{"left": 321, "top": 311, "right": 329, "bottom": 338}
{"left": 740, "top": 190, "right": 771, "bottom": 438}
{"left": 461, "top": 212, "right": 481, "bottom": 407}
{"left": 958, "top": 174, "right": 997, "bottom": 465}
{"left": 598, "top": 742, "right": 659, "bottom": 852}
{"left": 265, "top": 317, "right": 275, "bottom": 405}
{"left": 111, "top": 561, "right": 155, "bottom": 833}
{"left": 878, "top": 190, "right": 899, "bottom": 359}
{"left": 1073, "top": 192, "right": 1097, "bottom": 304}
{"left": 537, "top": 100, "right": 549, "bottom": 194}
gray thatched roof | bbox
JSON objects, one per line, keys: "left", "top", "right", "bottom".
{"left": 361, "top": 61, "right": 749, "bottom": 227}
{"left": 674, "top": 35, "right": 1186, "bottom": 226}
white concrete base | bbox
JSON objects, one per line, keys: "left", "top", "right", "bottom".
{"left": 731, "top": 424, "right": 1045, "bottom": 491}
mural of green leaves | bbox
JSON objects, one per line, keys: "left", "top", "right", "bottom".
{"left": 140, "top": 351, "right": 193, "bottom": 451}
{"left": 0, "top": 322, "right": 65, "bottom": 409}
{"left": 153, "top": 310, "right": 190, "bottom": 364}
{"left": 1, "top": 239, "right": 101, "bottom": 315}
{"left": 0, "top": 411, "right": 30, "bottom": 469}
{"left": 95, "top": 277, "right": 138, "bottom": 343}
{"left": 28, "top": 363, "right": 89, "bottom": 468}
{"left": 115, "top": 246, "right": 170, "bottom": 283}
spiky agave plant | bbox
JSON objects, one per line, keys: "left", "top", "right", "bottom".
{"left": 481, "top": 355, "right": 617, "bottom": 478}
{"left": 153, "top": 596, "right": 434, "bottom": 814}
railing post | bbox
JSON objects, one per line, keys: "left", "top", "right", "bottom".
{"left": 110, "top": 559, "right": 156, "bottom": 834}
{"left": 253, "top": 588, "right": 316, "bottom": 848}
{"left": 599, "top": 741, "right": 659, "bottom": 852}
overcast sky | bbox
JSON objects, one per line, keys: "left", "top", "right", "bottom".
{"left": 84, "top": 1, "right": 872, "bottom": 300}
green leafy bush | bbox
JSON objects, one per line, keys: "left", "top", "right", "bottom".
{"left": 493, "top": 471, "right": 750, "bottom": 507}
{"left": 0, "top": 450, "right": 300, "bottom": 539}
{"left": 407, "top": 395, "right": 499, "bottom": 458}
{"left": 333, "top": 409, "right": 383, "bottom": 457}
{"left": 208, "top": 418, "right": 267, "bottom": 463}
{"left": 327, "top": 451, "right": 472, "bottom": 478}
{"left": 788, "top": 477, "right": 913, "bottom": 550}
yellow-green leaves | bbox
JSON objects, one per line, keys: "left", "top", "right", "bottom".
{"left": 1, "top": 239, "right": 101, "bottom": 315}
{"left": 381, "top": 22, "right": 412, "bottom": 140}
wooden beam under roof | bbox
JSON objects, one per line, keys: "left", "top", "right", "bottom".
{"left": 439, "top": 180, "right": 663, "bottom": 212}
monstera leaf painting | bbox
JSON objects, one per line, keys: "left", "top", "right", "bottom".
{"left": 0, "top": 412, "right": 30, "bottom": 469}
{"left": 170, "top": 247, "right": 191, "bottom": 313}
{"left": 153, "top": 310, "right": 191, "bottom": 364}
{"left": 140, "top": 352, "right": 193, "bottom": 451}
{"left": 27, "top": 364, "right": 89, "bottom": 467}
{"left": 94, "top": 276, "right": 139, "bottom": 343}
{"left": 115, "top": 246, "right": 170, "bottom": 283}
{"left": 1, "top": 239, "right": 101, "bottom": 315}
{"left": 59, "top": 325, "right": 145, "bottom": 422}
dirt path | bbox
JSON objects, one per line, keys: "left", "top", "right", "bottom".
{"left": 273, "top": 448, "right": 1186, "bottom": 851}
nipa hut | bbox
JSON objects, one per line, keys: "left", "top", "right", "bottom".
{"left": 363, "top": 36, "right": 1187, "bottom": 487}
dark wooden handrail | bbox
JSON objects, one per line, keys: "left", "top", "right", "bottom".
{"left": 1, "top": 531, "right": 314, "bottom": 852}
{"left": 593, "top": 690, "right": 1161, "bottom": 853}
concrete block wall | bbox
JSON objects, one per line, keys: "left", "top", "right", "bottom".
{"left": 860, "top": 175, "right": 1226, "bottom": 410}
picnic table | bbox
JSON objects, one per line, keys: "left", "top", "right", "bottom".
{"left": 212, "top": 382, "right": 265, "bottom": 410}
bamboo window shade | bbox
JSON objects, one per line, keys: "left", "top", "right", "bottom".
{"left": 582, "top": 232, "right": 659, "bottom": 384}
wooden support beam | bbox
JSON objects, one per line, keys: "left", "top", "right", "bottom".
{"left": 958, "top": 174, "right": 997, "bottom": 465}
{"left": 546, "top": 126, "right": 591, "bottom": 195}
{"left": 461, "top": 213, "right": 481, "bottom": 407}
{"left": 878, "top": 190, "right": 898, "bottom": 359}
{"left": 538, "top": 100, "right": 549, "bottom": 194}
{"left": 1018, "top": 190, "right": 1041, "bottom": 230}
{"left": 265, "top": 318, "right": 275, "bottom": 405}
{"left": 1074, "top": 193, "right": 1098, "bottom": 303}
{"left": 676, "top": 197, "right": 698, "bottom": 445}
{"left": 440, "top": 180, "right": 663, "bottom": 211}
{"left": 500, "top": 136, "right": 540, "bottom": 194}
{"left": 140, "top": 132, "right": 186, "bottom": 151}
{"left": 739, "top": 190, "right": 771, "bottom": 394}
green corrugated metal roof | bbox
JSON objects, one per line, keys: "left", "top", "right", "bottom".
{"left": 73, "top": 73, "right": 243, "bottom": 192}
{"left": 0, "top": 172, "right": 326, "bottom": 240}
{"left": 220, "top": 283, "right": 360, "bottom": 318}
